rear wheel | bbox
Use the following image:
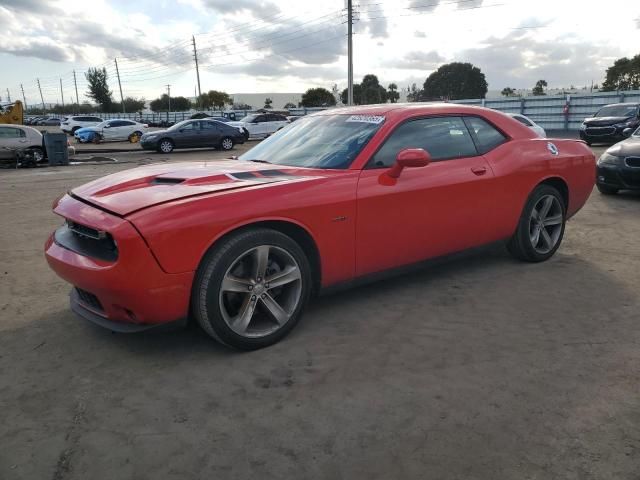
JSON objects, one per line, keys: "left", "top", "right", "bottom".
{"left": 129, "top": 131, "right": 143, "bottom": 143}
{"left": 507, "top": 184, "right": 566, "bottom": 262}
{"left": 192, "top": 228, "right": 312, "bottom": 350}
{"left": 157, "top": 139, "right": 174, "bottom": 153}
{"left": 597, "top": 184, "right": 618, "bottom": 195}
{"left": 220, "top": 137, "right": 234, "bottom": 151}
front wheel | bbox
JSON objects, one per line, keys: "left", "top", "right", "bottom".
{"left": 157, "top": 139, "right": 174, "bottom": 153}
{"left": 507, "top": 184, "right": 566, "bottom": 262}
{"left": 220, "top": 137, "right": 234, "bottom": 151}
{"left": 597, "top": 184, "right": 618, "bottom": 195}
{"left": 192, "top": 229, "right": 312, "bottom": 350}
{"left": 28, "top": 147, "right": 45, "bottom": 163}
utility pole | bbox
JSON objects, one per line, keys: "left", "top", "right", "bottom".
{"left": 37, "top": 79, "right": 45, "bottom": 111}
{"left": 166, "top": 84, "right": 171, "bottom": 122}
{"left": 192, "top": 35, "right": 202, "bottom": 108}
{"left": 114, "top": 58, "right": 125, "bottom": 113}
{"left": 20, "top": 84, "right": 27, "bottom": 109}
{"left": 73, "top": 70, "right": 79, "bottom": 105}
{"left": 6, "top": 88, "right": 10, "bottom": 102}
{"left": 347, "top": 0, "right": 354, "bottom": 106}
{"left": 60, "top": 78, "right": 65, "bottom": 108}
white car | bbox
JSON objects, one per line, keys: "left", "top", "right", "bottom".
{"left": 0, "top": 124, "right": 74, "bottom": 163}
{"left": 74, "top": 119, "right": 149, "bottom": 143}
{"left": 60, "top": 115, "right": 104, "bottom": 135}
{"left": 228, "top": 113, "right": 289, "bottom": 139}
{"left": 508, "top": 113, "right": 546, "bottom": 137}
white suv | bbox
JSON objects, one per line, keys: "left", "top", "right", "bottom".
{"left": 228, "top": 113, "right": 289, "bottom": 139}
{"left": 61, "top": 115, "right": 104, "bottom": 135}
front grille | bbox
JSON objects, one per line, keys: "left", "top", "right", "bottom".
{"left": 75, "top": 287, "right": 104, "bottom": 312}
{"left": 586, "top": 126, "right": 616, "bottom": 136}
{"left": 625, "top": 157, "right": 640, "bottom": 168}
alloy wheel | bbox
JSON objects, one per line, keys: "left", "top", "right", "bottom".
{"left": 221, "top": 138, "right": 233, "bottom": 150}
{"left": 529, "top": 194, "right": 563, "bottom": 254}
{"left": 219, "top": 245, "right": 302, "bottom": 338}
{"left": 160, "top": 140, "right": 173, "bottom": 153}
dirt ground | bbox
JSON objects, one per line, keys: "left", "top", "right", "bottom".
{"left": 1, "top": 144, "right": 639, "bottom": 480}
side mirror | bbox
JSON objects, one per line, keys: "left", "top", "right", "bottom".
{"left": 623, "top": 128, "right": 633, "bottom": 138}
{"left": 387, "top": 148, "right": 431, "bottom": 178}
{"left": 104, "top": 125, "right": 110, "bottom": 128}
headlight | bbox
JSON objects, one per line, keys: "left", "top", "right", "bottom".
{"left": 144, "top": 134, "right": 157, "bottom": 140}
{"left": 614, "top": 121, "right": 634, "bottom": 128}
{"left": 580, "top": 123, "right": 587, "bottom": 130}
{"left": 597, "top": 153, "right": 622, "bottom": 166}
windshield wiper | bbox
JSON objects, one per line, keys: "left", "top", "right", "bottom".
{"left": 248, "top": 159, "right": 272, "bottom": 164}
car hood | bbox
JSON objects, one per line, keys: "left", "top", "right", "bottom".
{"left": 142, "top": 129, "right": 169, "bottom": 137}
{"left": 70, "top": 161, "right": 325, "bottom": 216}
{"left": 606, "top": 136, "right": 640, "bottom": 157}
{"left": 583, "top": 116, "right": 633, "bottom": 126}
{"left": 227, "top": 121, "right": 246, "bottom": 127}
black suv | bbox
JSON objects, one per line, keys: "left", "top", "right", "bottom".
{"left": 580, "top": 103, "right": 640, "bottom": 145}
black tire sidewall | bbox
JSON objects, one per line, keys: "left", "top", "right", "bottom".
{"left": 510, "top": 184, "right": 566, "bottom": 262}
{"left": 193, "top": 229, "right": 312, "bottom": 350}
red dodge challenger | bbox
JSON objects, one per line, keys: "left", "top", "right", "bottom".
{"left": 45, "top": 104, "right": 595, "bottom": 350}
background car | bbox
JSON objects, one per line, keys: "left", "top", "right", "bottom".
{"left": 228, "top": 113, "right": 289, "bottom": 139}
{"left": 140, "top": 119, "right": 245, "bottom": 153}
{"left": 74, "top": 119, "right": 148, "bottom": 143}
{"left": 46, "top": 105, "right": 595, "bottom": 350}
{"left": 60, "top": 115, "right": 104, "bottom": 135}
{"left": 507, "top": 113, "right": 546, "bottom": 137}
{"left": 0, "top": 124, "right": 74, "bottom": 163}
{"left": 41, "top": 117, "right": 63, "bottom": 126}
{"left": 580, "top": 103, "right": 640, "bottom": 145}
{"left": 596, "top": 125, "right": 640, "bottom": 195}
{"left": 190, "top": 113, "right": 231, "bottom": 122}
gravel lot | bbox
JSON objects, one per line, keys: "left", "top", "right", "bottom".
{"left": 1, "top": 143, "right": 639, "bottom": 479}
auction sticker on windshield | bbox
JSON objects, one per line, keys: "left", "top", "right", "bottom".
{"left": 345, "top": 115, "right": 385, "bottom": 124}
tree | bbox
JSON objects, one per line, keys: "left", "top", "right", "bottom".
{"left": 602, "top": 54, "right": 640, "bottom": 91}
{"left": 149, "top": 94, "right": 191, "bottom": 112}
{"left": 232, "top": 102, "right": 252, "bottom": 110}
{"left": 300, "top": 87, "right": 337, "bottom": 107}
{"left": 406, "top": 83, "right": 422, "bottom": 102}
{"left": 118, "top": 97, "right": 145, "bottom": 112}
{"left": 501, "top": 87, "right": 516, "bottom": 97}
{"left": 339, "top": 74, "right": 386, "bottom": 105}
{"left": 422, "top": 62, "right": 488, "bottom": 100}
{"left": 264, "top": 97, "right": 273, "bottom": 109}
{"left": 387, "top": 83, "right": 400, "bottom": 103}
{"left": 283, "top": 102, "right": 297, "bottom": 109}
{"left": 85, "top": 67, "right": 113, "bottom": 112}
{"left": 208, "top": 90, "right": 232, "bottom": 110}
{"left": 532, "top": 80, "right": 548, "bottom": 96}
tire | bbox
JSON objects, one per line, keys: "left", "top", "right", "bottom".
{"left": 28, "top": 147, "right": 45, "bottom": 163}
{"left": 129, "top": 131, "right": 143, "bottom": 143}
{"left": 220, "top": 137, "right": 234, "bottom": 151}
{"left": 507, "top": 184, "right": 566, "bottom": 262}
{"left": 597, "top": 184, "right": 618, "bottom": 195}
{"left": 192, "top": 228, "right": 312, "bottom": 350}
{"left": 157, "top": 139, "right": 174, "bottom": 153}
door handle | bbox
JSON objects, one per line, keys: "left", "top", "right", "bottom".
{"left": 471, "top": 166, "right": 487, "bottom": 176}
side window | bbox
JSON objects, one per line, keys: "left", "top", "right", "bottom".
{"left": 370, "top": 116, "right": 478, "bottom": 168}
{"left": 0, "top": 127, "right": 22, "bottom": 138}
{"left": 91, "top": 117, "right": 103, "bottom": 122}
{"left": 111, "top": 121, "right": 126, "bottom": 127}
{"left": 254, "top": 115, "right": 266, "bottom": 123}
{"left": 121, "top": 120, "right": 135, "bottom": 126}
{"left": 181, "top": 122, "right": 197, "bottom": 130}
{"left": 201, "top": 121, "right": 217, "bottom": 130}
{"left": 464, "top": 116, "right": 507, "bottom": 154}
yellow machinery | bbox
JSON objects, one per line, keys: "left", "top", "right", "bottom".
{"left": 0, "top": 100, "right": 24, "bottom": 124}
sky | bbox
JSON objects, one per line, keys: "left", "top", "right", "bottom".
{"left": 1, "top": 0, "right": 639, "bottom": 106}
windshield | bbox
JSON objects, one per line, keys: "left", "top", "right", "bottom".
{"left": 595, "top": 105, "right": 638, "bottom": 118}
{"left": 238, "top": 114, "right": 384, "bottom": 169}
{"left": 168, "top": 120, "right": 192, "bottom": 131}
{"left": 241, "top": 114, "right": 259, "bottom": 123}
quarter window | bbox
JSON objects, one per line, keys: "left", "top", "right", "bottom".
{"left": 464, "top": 116, "right": 507, "bottom": 154}
{"left": 370, "top": 116, "right": 477, "bottom": 168}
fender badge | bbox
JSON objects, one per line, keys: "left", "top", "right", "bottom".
{"left": 547, "top": 142, "right": 559, "bottom": 156}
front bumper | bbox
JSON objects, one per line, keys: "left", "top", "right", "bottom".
{"left": 580, "top": 127, "right": 627, "bottom": 144}
{"left": 596, "top": 163, "right": 640, "bottom": 190}
{"left": 45, "top": 194, "right": 194, "bottom": 329}
{"left": 140, "top": 139, "right": 159, "bottom": 150}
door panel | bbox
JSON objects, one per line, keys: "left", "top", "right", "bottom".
{"left": 355, "top": 157, "right": 498, "bottom": 276}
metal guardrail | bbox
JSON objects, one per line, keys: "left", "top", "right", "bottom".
{"left": 454, "top": 90, "right": 640, "bottom": 131}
